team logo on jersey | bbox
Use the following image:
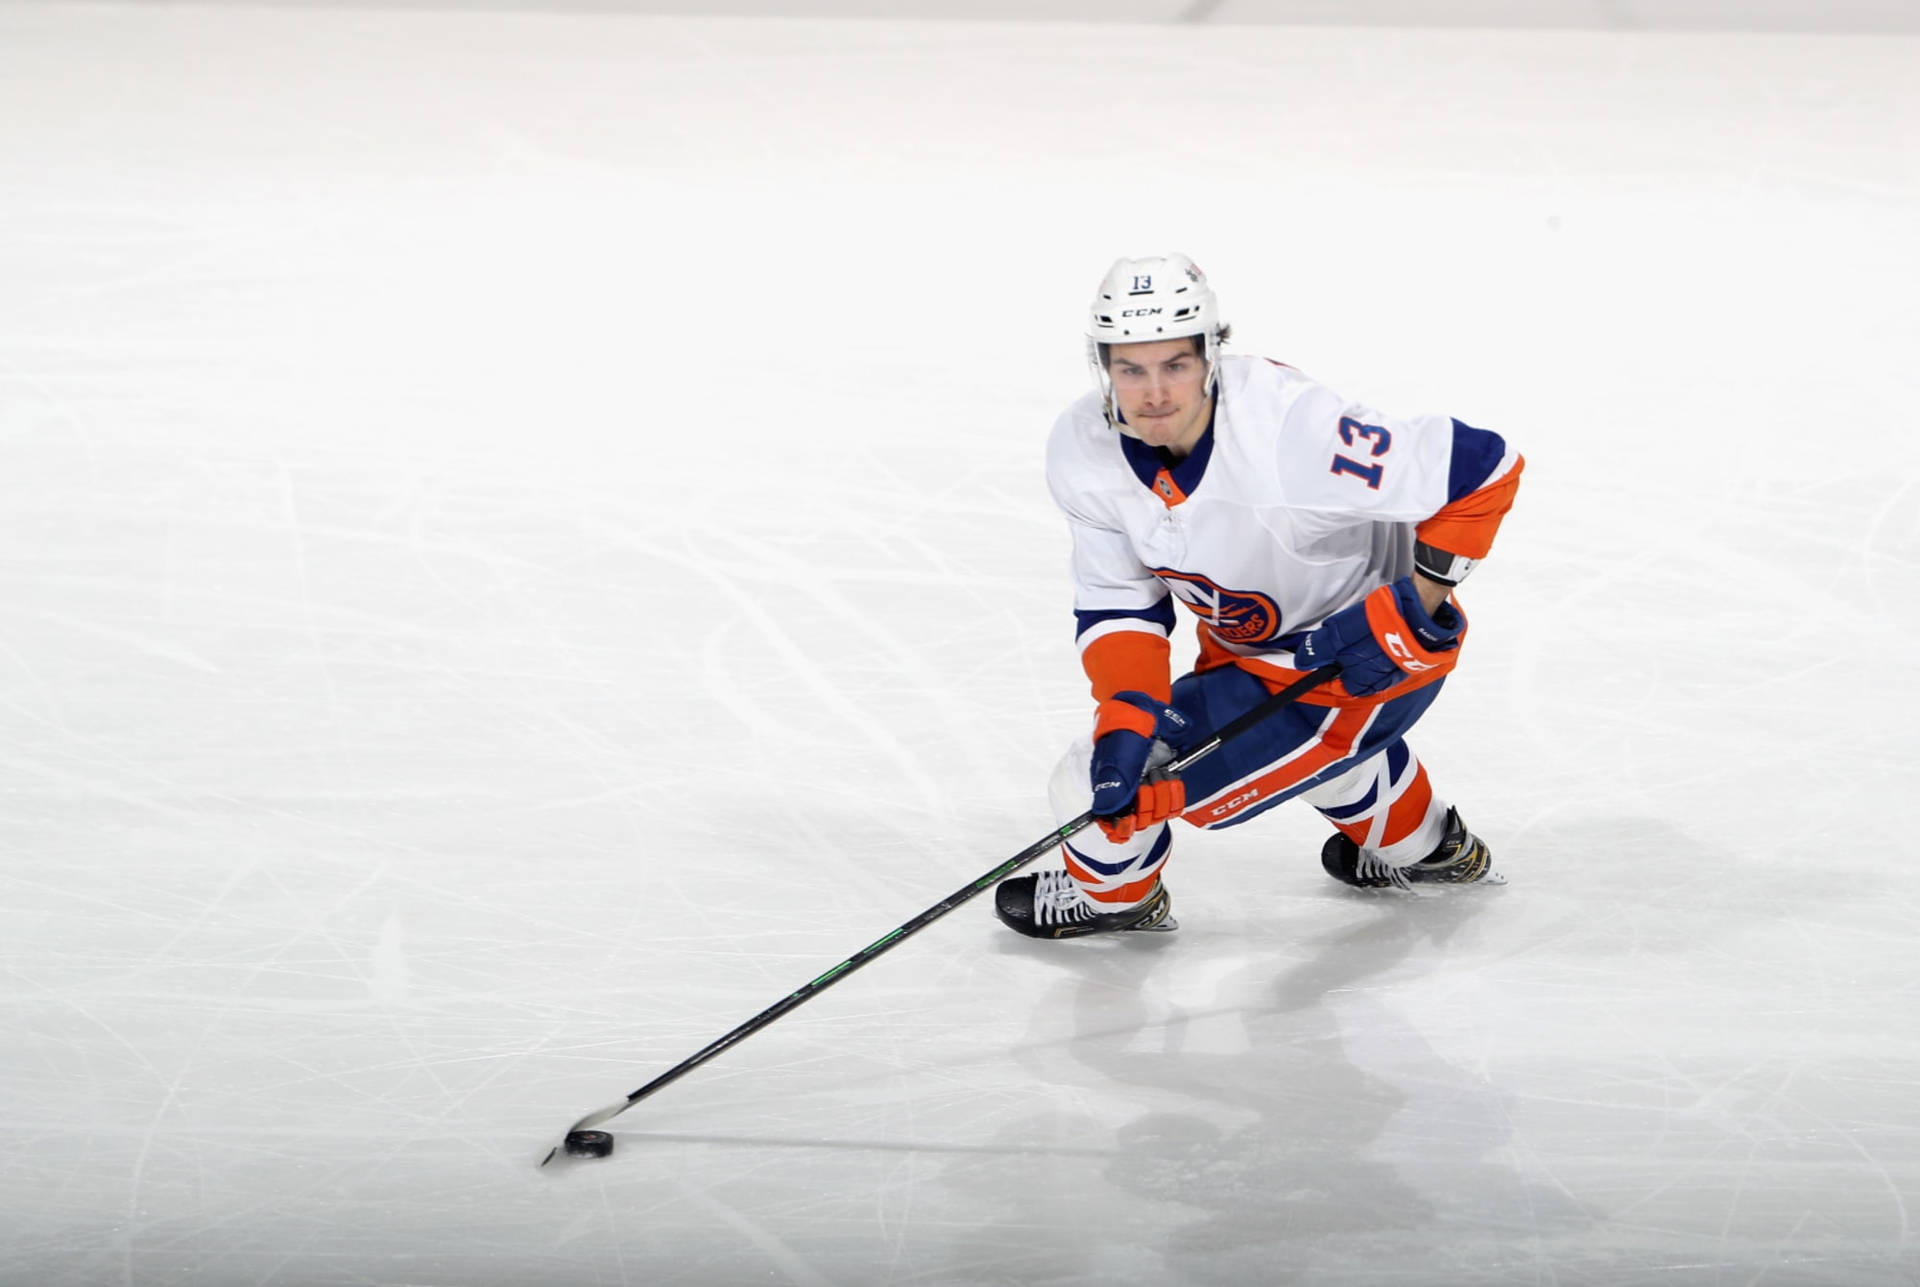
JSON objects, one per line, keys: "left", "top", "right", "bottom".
{"left": 1153, "top": 569, "right": 1283, "bottom": 645}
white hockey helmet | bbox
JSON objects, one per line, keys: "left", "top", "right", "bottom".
{"left": 1085, "top": 252, "right": 1226, "bottom": 428}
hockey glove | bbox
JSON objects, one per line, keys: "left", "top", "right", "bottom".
{"left": 1294, "top": 576, "right": 1463, "bottom": 697}
{"left": 1090, "top": 691, "right": 1194, "bottom": 842}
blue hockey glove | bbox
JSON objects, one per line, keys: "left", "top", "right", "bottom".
{"left": 1090, "top": 692, "right": 1195, "bottom": 839}
{"left": 1294, "top": 577, "right": 1463, "bottom": 697}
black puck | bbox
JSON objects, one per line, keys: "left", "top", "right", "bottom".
{"left": 563, "top": 1129, "right": 615, "bottom": 1159}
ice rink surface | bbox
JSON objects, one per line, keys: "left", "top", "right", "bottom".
{"left": 2, "top": 3, "right": 1918, "bottom": 1284}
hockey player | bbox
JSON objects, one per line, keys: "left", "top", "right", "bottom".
{"left": 995, "top": 253, "right": 1523, "bottom": 939}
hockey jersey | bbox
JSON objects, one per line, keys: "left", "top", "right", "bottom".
{"left": 1049, "top": 354, "right": 1523, "bottom": 707}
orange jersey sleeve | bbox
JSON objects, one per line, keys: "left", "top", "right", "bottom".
{"left": 1416, "top": 454, "right": 1525, "bottom": 560}
{"left": 1080, "top": 630, "right": 1172, "bottom": 705}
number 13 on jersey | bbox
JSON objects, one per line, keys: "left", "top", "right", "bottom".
{"left": 1331, "top": 416, "right": 1392, "bottom": 489}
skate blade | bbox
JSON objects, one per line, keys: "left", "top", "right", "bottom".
{"left": 1424, "top": 867, "right": 1505, "bottom": 890}
{"left": 1375, "top": 867, "right": 1506, "bottom": 893}
{"left": 1127, "top": 913, "right": 1179, "bottom": 932}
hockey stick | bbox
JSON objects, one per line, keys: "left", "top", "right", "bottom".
{"left": 538, "top": 664, "right": 1339, "bottom": 1166}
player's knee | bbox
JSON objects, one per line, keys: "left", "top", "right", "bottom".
{"left": 1300, "top": 754, "right": 1382, "bottom": 810}
{"left": 1047, "top": 736, "right": 1096, "bottom": 825}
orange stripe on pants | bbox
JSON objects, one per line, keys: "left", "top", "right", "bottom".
{"left": 1182, "top": 703, "right": 1377, "bottom": 828}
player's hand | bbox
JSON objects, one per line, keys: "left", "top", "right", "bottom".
{"left": 1095, "top": 776, "right": 1186, "bottom": 843}
{"left": 1089, "top": 692, "right": 1193, "bottom": 841}
{"left": 1294, "top": 576, "right": 1463, "bottom": 697}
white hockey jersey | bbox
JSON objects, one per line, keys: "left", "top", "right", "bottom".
{"left": 1049, "top": 353, "right": 1523, "bottom": 696}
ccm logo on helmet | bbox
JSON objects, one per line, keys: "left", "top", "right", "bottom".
{"left": 1121, "top": 308, "right": 1162, "bottom": 317}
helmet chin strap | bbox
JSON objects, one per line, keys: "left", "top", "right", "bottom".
{"left": 1087, "top": 337, "right": 1127, "bottom": 435}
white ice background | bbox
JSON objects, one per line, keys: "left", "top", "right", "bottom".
{"left": 2, "top": 3, "right": 1918, "bottom": 1284}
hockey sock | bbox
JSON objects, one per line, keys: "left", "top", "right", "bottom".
{"left": 1303, "top": 741, "right": 1450, "bottom": 867}
{"left": 1061, "top": 826, "right": 1172, "bottom": 908}
{"left": 1050, "top": 735, "right": 1173, "bottom": 907}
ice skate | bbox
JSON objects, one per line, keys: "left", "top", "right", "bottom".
{"left": 1320, "top": 807, "right": 1504, "bottom": 890}
{"left": 994, "top": 870, "right": 1177, "bottom": 938}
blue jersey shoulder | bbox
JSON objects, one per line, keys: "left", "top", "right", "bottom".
{"left": 1447, "top": 420, "right": 1508, "bottom": 502}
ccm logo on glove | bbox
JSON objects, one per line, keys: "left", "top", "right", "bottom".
{"left": 1295, "top": 577, "right": 1463, "bottom": 697}
{"left": 1382, "top": 631, "right": 1434, "bottom": 671}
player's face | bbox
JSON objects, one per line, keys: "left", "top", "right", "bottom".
{"left": 1107, "top": 338, "right": 1210, "bottom": 455}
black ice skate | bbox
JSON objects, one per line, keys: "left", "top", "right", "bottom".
{"left": 1320, "top": 807, "right": 1504, "bottom": 890}
{"left": 995, "top": 870, "right": 1177, "bottom": 938}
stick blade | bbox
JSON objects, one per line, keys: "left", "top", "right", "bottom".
{"left": 537, "top": 1097, "right": 633, "bottom": 1169}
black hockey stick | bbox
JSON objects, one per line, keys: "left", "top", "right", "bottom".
{"left": 538, "top": 664, "right": 1339, "bottom": 1166}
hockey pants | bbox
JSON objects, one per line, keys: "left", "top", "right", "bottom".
{"left": 1049, "top": 665, "right": 1454, "bottom": 909}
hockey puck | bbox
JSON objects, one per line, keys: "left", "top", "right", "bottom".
{"left": 563, "top": 1129, "right": 615, "bottom": 1159}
